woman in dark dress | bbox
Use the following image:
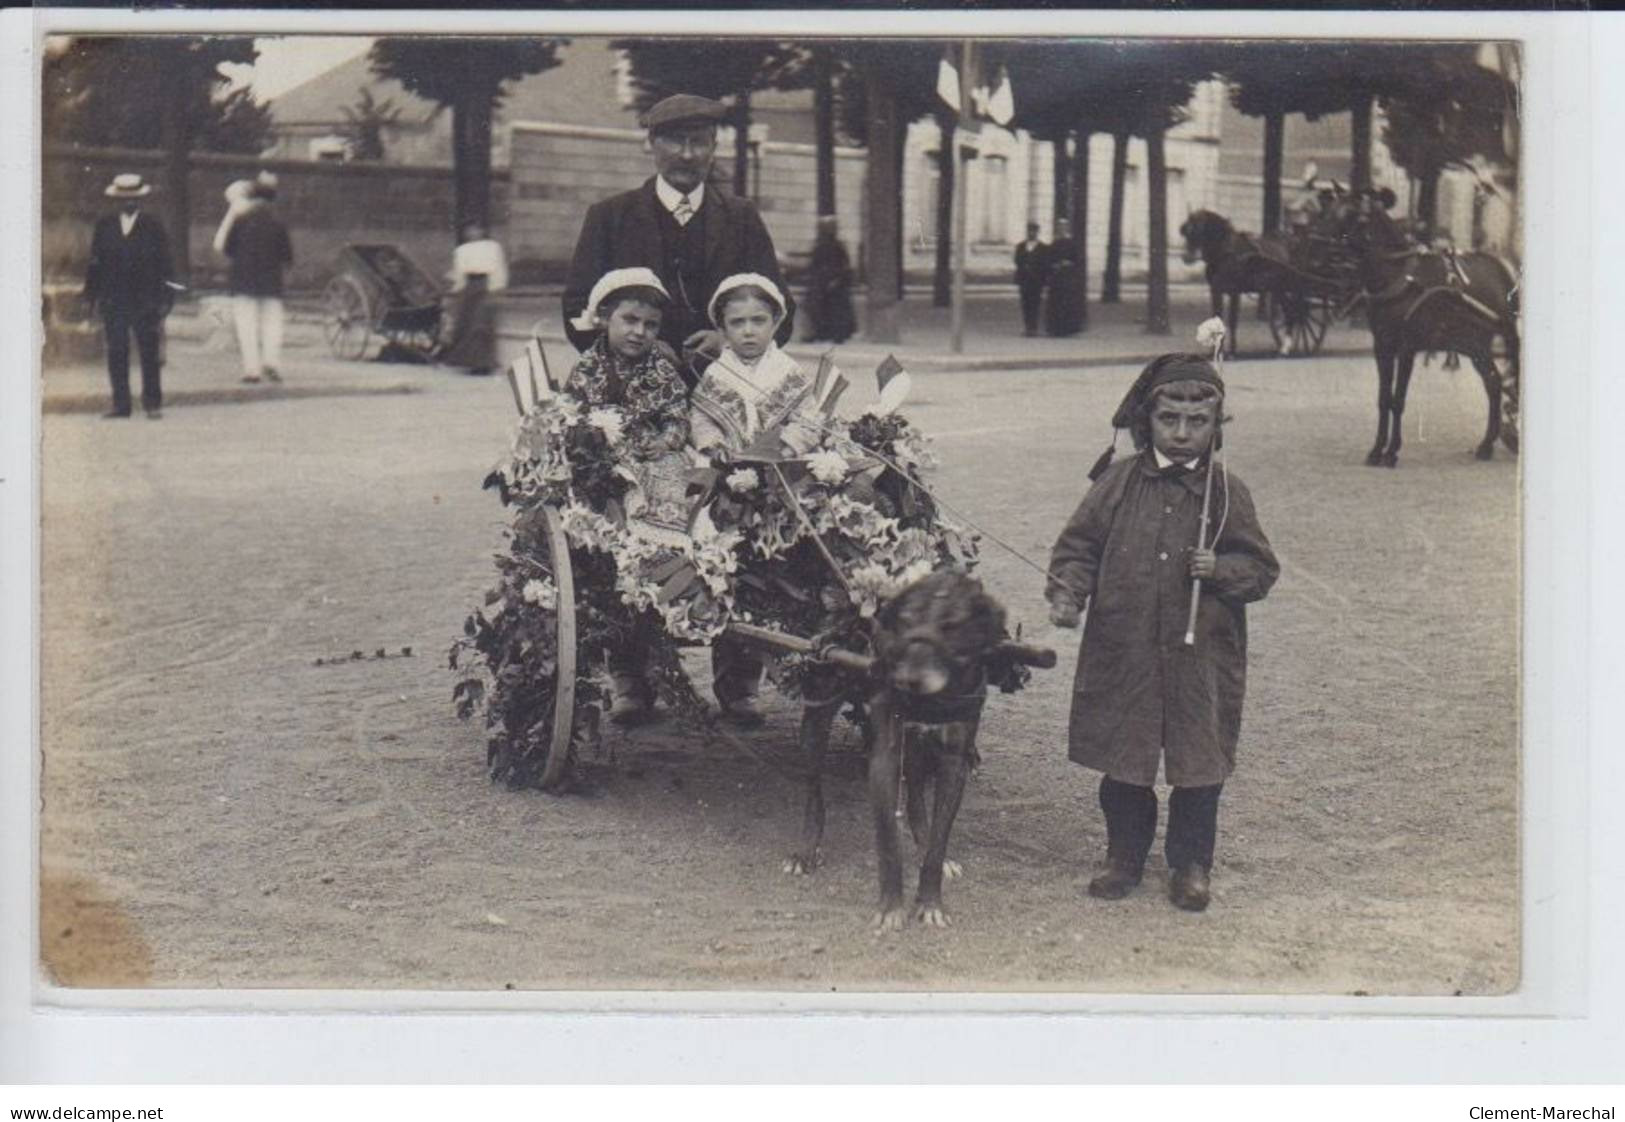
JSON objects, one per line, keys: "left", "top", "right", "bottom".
{"left": 803, "top": 216, "right": 856, "bottom": 344}
{"left": 441, "top": 223, "right": 508, "bottom": 375}
{"left": 1043, "top": 218, "right": 1085, "bottom": 337}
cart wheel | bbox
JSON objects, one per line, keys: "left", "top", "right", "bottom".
{"left": 537, "top": 504, "right": 579, "bottom": 791}
{"left": 1493, "top": 330, "right": 1519, "bottom": 455}
{"left": 1268, "top": 291, "right": 1331, "bottom": 356}
{"left": 323, "top": 275, "right": 371, "bottom": 361}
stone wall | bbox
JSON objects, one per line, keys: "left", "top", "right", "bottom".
{"left": 42, "top": 145, "right": 510, "bottom": 292}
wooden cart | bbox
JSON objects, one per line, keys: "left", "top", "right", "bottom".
{"left": 322, "top": 244, "right": 445, "bottom": 361}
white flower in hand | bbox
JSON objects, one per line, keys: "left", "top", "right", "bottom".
{"left": 586, "top": 407, "right": 625, "bottom": 444}
{"left": 725, "top": 467, "right": 760, "bottom": 494}
{"left": 806, "top": 449, "right": 850, "bottom": 485}
{"left": 1196, "top": 316, "right": 1227, "bottom": 352}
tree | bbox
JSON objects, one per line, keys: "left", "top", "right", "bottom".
{"left": 1001, "top": 39, "right": 1136, "bottom": 328}
{"left": 612, "top": 39, "right": 799, "bottom": 198}
{"left": 840, "top": 41, "right": 959, "bottom": 301}
{"left": 370, "top": 37, "right": 565, "bottom": 234}
{"left": 43, "top": 35, "right": 265, "bottom": 281}
{"left": 1097, "top": 42, "right": 1213, "bottom": 335}
{"left": 1379, "top": 45, "right": 1515, "bottom": 233}
{"left": 340, "top": 86, "right": 403, "bottom": 162}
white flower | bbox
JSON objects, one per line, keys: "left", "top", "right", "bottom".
{"left": 521, "top": 578, "right": 557, "bottom": 609}
{"left": 586, "top": 407, "right": 625, "bottom": 444}
{"left": 1196, "top": 316, "right": 1228, "bottom": 351}
{"left": 806, "top": 449, "right": 850, "bottom": 485}
{"left": 725, "top": 468, "right": 760, "bottom": 493}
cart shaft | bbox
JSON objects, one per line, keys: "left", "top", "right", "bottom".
{"left": 721, "top": 621, "right": 1056, "bottom": 673}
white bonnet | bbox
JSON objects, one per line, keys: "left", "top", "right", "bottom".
{"left": 707, "top": 273, "right": 787, "bottom": 328}
{"left": 570, "top": 267, "right": 672, "bottom": 332}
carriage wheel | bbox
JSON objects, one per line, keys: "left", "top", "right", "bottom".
{"left": 1268, "top": 291, "right": 1331, "bottom": 356}
{"left": 536, "top": 504, "right": 579, "bottom": 791}
{"left": 322, "top": 275, "right": 372, "bottom": 361}
{"left": 1493, "top": 331, "right": 1520, "bottom": 455}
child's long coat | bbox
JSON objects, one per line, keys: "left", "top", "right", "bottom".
{"left": 1048, "top": 452, "right": 1279, "bottom": 787}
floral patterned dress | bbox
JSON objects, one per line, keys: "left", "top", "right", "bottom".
{"left": 564, "top": 335, "right": 694, "bottom": 543}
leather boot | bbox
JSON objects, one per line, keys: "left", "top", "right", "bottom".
{"left": 1169, "top": 864, "right": 1212, "bottom": 912}
{"left": 1086, "top": 855, "right": 1144, "bottom": 900}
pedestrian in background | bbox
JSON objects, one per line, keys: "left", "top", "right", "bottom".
{"left": 441, "top": 222, "right": 509, "bottom": 376}
{"left": 82, "top": 172, "right": 177, "bottom": 419}
{"left": 802, "top": 215, "right": 856, "bottom": 344}
{"left": 1013, "top": 221, "right": 1049, "bottom": 337}
{"left": 221, "top": 171, "right": 292, "bottom": 384}
{"left": 1043, "top": 218, "right": 1084, "bottom": 337}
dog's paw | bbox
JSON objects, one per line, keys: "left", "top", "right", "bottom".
{"left": 872, "top": 905, "right": 908, "bottom": 933}
{"left": 782, "top": 852, "right": 820, "bottom": 876}
{"left": 942, "top": 859, "right": 963, "bottom": 881}
{"left": 915, "top": 903, "right": 953, "bottom": 929}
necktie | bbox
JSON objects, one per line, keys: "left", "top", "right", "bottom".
{"left": 673, "top": 195, "right": 694, "bottom": 226}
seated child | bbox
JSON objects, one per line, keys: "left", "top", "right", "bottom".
{"left": 565, "top": 267, "right": 693, "bottom": 538}
{"left": 689, "top": 273, "right": 827, "bottom": 726}
{"left": 1047, "top": 354, "right": 1279, "bottom": 913}
{"left": 564, "top": 267, "right": 693, "bottom": 725}
{"left": 690, "top": 273, "right": 824, "bottom": 460}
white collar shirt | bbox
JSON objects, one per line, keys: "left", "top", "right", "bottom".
{"left": 119, "top": 211, "right": 138, "bottom": 236}
{"left": 655, "top": 177, "right": 705, "bottom": 225}
{"left": 1153, "top": 447, "right": 1201, "bottom": 472}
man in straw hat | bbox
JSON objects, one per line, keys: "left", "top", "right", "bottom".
{"left": 82, "top": 172, "right": 176, "bottom": 419}
{"left": 562, "top": 93, "right": 794, "bottom": 384}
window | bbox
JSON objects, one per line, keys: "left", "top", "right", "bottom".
{"left": 979, "top": 154, "right": 1008, "bottom": 243}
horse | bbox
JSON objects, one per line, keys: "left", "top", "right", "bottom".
{"left": 1326, "top": 189, "right": 1520, "bottom": 466}
{"left": 1179, "top": 210, "right": 1295, "bottom": 358}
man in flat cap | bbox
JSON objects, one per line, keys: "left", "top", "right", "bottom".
{"left": 562, "top": 93, "right": 795, "bottom": 383}
{"left": 82, "top": 172, "right": 177, "bottom": 419}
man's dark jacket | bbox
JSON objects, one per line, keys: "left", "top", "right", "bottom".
{"left": 562, "top": 177, "right": 794, "bottom": 357}
{"left": 1014, "top": 239, "right": 1050, "bottom": 289}
{"left": 83, "top": 211, "right": 174, "bottom": 315}
{"left": 224, "top": 208, "right": 293, "bottom": 297}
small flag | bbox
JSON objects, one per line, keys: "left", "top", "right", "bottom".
{"left": 875, "top": 354, "right": 904, "bottom": 391}
{"left": 820, "top": 373, "right": 850, "bottom": 418}
{"left": 986, "top": 68, "right": 1015, "bottom": 127}
{"left": 505, "top": 337, "right": 555, "bottom": 415}
{"left": 936, "top": 54, "right": 961, "bottom": 110}
{"left": 874, "top": 371, "right": 912, "bottom": 417}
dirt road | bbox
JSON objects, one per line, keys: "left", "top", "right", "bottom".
{"left": 39, "top": 347, "right": 1518, "bottom": 994}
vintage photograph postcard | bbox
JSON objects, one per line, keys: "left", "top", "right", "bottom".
{"left": 28, "top": 10, "right": 1535, "bottom": 1003}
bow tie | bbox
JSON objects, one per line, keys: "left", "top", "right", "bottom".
{"left": 1158, "top": 460, "right": 1199, "bottom": 478}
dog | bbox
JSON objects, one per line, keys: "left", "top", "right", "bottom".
{"left": 784, "top": 571, "right": 1009, "bottom": 931}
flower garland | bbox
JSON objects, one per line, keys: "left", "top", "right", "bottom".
{"left": 453, "top": 389, "right": 980, "bottom": 787}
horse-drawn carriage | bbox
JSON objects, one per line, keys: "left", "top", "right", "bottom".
{"left": 1181, "top": 204, "right": 1364, "bottom": 357}
{"left": 1184, "top": 186, "right": 1521, "bottom": 464}
{"left": 321, "top": 244, "right": 446, "bottom": 361}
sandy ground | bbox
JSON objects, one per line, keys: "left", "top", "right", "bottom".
{"left": 37, "top": 343, "right": 1518, "bottom": 994}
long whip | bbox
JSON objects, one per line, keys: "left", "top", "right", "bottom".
{"left": 1183, "top": 319, "right": 1228, "bottom": 647}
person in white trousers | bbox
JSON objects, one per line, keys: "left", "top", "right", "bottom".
{"left": 217, "top": 172, "right": 292, "bottom": 383}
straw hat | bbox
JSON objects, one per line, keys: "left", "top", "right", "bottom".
{"left": 104, "top": 173, "right": 151, "bottom": 199}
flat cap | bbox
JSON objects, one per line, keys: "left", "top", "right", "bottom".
{"left": 640, "top": 93, "right": 727, "bottom": 132}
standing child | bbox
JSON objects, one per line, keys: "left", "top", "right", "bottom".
{"left": 1047, "top": 354, "right": 1278, "bottom": 912}
{"left": 689, "top": 273, "right": 825, "bottom": 724}
{"left": 564, "top": 267, "right": 693, "bottom": 725}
